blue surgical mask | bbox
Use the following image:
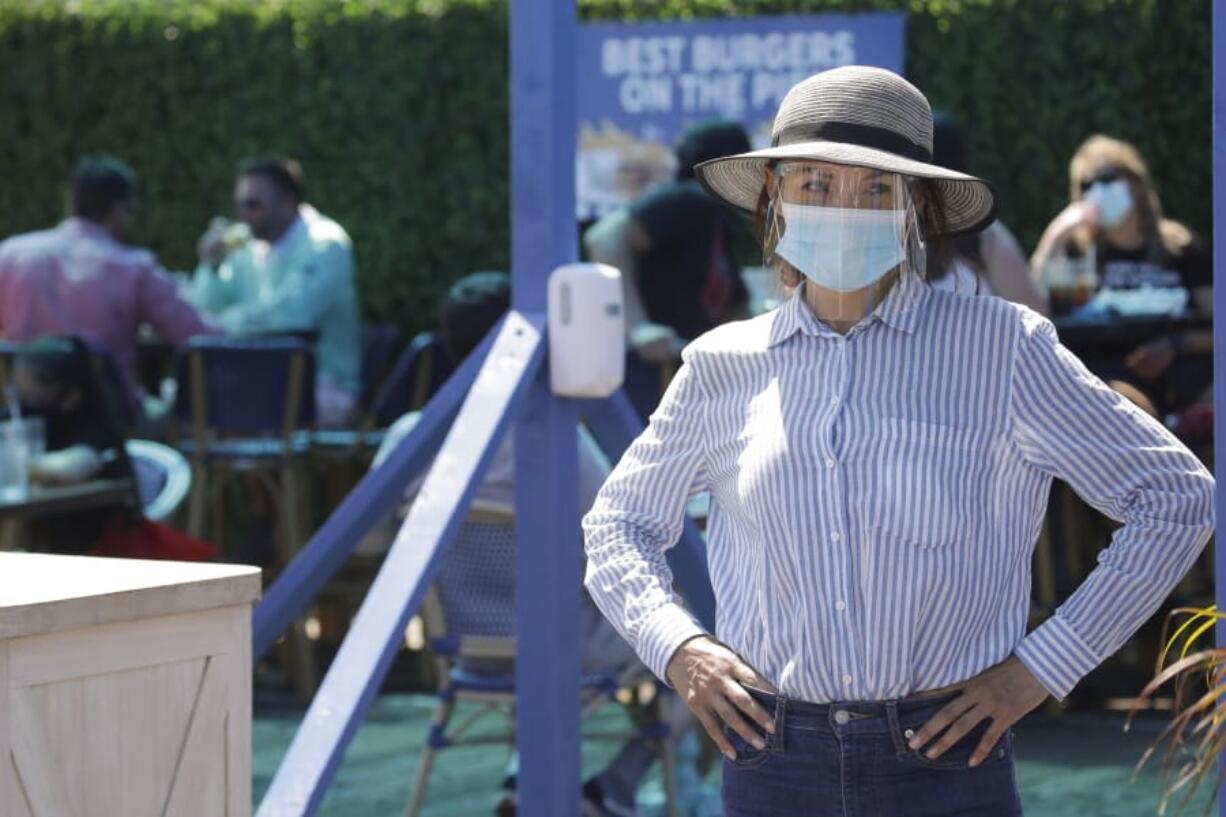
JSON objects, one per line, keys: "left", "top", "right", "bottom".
{"left": 773, "top": 202, "right": 908, "bottom": 292}
{"left": 1084, "top": 179, "right": 1132, "bottom": 229}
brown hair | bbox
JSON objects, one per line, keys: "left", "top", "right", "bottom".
{"left": 751, "top": 165, "right": 955, "bottom": 288}
{"left": 1067, "top": 134, "right": 1193, "bottom": 263}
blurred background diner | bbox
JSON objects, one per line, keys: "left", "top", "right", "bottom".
{"left": 0, "top": 157, "right": 221, "bottom": 421}
{"left": 1031, "top": 135, "right": 1213, "bottom": 421}
{"left": 191, "top": 156, "right": 362, "bottom": 428}
{"left": 0, "top": 0, "right": 1215, "bottom": 815}
{"left": 584, "top": 120, "right": 754, "bottom": 419}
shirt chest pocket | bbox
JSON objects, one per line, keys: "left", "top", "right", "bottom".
{"left": 870, "top": 418, "right": 988, "bottom": 548}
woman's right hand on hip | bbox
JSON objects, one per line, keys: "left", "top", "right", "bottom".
{"left": 666, "top": 635, "right": 778, "bottom": 760}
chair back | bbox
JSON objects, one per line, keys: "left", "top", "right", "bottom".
{"left": 173, "top": 336, "right": 316, "bottom": 440}
{"left": 368, "top": 332, "right": 454, "bottom": 427}
{"left": 126, "top": 439, "right": 192, "bottom": 521}
{"left": 0, "top": 340, "right": 18, "bottom": 395}
{"left": 422, "top": 505, "right": 517, "bottom": 652}
{"left": 359, "top": 323, "right": 403, "bottom": 412}
{"left": 88, "top": 344, "right": 143, "bottom": 433}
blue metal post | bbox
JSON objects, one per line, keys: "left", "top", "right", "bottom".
{"left": 253, "top": 325, "right": 498, "bottom": 657}
{"left": 256, "top": 313, "right": 545, "bottom": 816}
{"left": 514, "top": 371, "right": 581, "bottom": 815}
{"left": 1213, "top": 2, "right": 1224, "bottom": 816}
{"left": 510, "top": 0, "right": 581, "bottom": 813}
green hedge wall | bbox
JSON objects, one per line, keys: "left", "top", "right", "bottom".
{"left": 0, "top": 0, "right": 1211, "bottom": 336}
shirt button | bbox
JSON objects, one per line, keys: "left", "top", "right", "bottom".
{"left": 825, "top": 458, "right": 836, "bottom": 469}
{"left": 833, "top": 709, "right": 851, "bottom": 725}
{"left": 829, "top": 397, "right": 839, "bottom": 407}
{"left": 835, "top": 600, "right": 846, "bottom": 611}
{"left": 842, "top": 674, "right": 854, "bottom": 685}
{"left": 830, "top": 531, "right": 841, "bottom": 543}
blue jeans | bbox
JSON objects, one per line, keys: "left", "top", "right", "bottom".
{"left": 722, "top": 689, "right": 1023, "bottom": 817}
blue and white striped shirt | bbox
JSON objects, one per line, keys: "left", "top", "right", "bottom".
{"left": 582, "top": 273, "right": 1215, "bottom": 702}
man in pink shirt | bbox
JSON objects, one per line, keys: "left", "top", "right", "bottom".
{"left": 0, "top": 157, "right": 220, "bottom": 412}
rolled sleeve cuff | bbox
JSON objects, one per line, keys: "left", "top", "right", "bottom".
{"left": 639, "top": 603, "right": 708, "bottom": 684}
{"left": 1015, "top": 614, "right": 1103, "bottom": 701}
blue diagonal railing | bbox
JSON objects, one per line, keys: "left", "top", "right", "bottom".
{"left": 256, "top": 311, "right": 545, "bottom": 816}
{"left": 252, "top": 323, "right": 500, "bottom": 658}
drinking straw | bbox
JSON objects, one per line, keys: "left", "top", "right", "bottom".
{"left": 4, "top": 385, "right": 20, "bottom": 423}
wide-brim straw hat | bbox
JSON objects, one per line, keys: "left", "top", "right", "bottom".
{"left": 695, "top": 66, "right": 997, "bottom": 236}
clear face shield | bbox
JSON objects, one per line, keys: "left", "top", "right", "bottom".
{"left": 765, "top": 161, "right": 926, "bottom": 321}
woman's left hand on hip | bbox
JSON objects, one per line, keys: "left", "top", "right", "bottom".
{"left": 906, "top": 656, "right": 1049, "bottom": 767}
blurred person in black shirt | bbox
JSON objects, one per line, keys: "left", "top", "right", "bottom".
{"left": 585, "top": 121, "right": 752, "bottom": 360}
{"left": 1031, "top": 135, "right": 1212, "bottom": 418}
{"left": 6, "top": 336, "right": 215, "bottom": 560}
{"left": 585, "top": 121, "right": 752, "bottom": 417}
{"left": 6, "top": 336, "right": 132, "bottom": 553}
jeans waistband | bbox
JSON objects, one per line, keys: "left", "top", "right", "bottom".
{"left": 745, "top": 686, "right": 960, "bottom": 738}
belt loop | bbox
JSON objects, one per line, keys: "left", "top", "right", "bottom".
{"left": 772, "top": 693, "right": 788, "bottom": 754}
{"left": 885, "top": 700, "right": 906, "bottom": 756}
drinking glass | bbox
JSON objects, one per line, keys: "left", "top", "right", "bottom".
{"left": 0, "top": 420, "right": 31, "bottom": 502}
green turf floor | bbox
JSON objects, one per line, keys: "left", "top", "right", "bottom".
{"left": 252, "top": 694, "right": 1211, "bottom": 817}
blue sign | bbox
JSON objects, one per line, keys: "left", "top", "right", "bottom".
{"left": 576, "top": 13, "right": 906, "bottom": 219}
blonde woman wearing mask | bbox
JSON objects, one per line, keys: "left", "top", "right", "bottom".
{"left": 1032, "top": 135, "right": 1212, "bottom": 418}
{"left": 582, "top": 67, "right": 1214, "bottom": 816}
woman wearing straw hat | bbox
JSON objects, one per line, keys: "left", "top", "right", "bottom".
{"left": 582, "top": 66, "right": 1214, "bottom": 815}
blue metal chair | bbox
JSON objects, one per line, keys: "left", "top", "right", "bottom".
{"left": 313, "top": 331, "right": 452, "bottom": 456}
{"left": 88, "top": 342, "right": 145, "bottom": 434}
{"left": 405, "top": 504, "right": 679, "bottom": 817}
{"left": 0, "top": 339, "right": 18, "bottom": 395}
{"left": 172, "top": 335, "right": 318, "bottom": 695}
{"left": 359, "top": 323, "right": 404, "bottom": 415}
{"left": 171, "top": 334, "right": 315, "bottom": 547}
{"left": 370, "top": 331, "right": 454, "bottom": 427}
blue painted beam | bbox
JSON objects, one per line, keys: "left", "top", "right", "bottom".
{"left": 509, "top": 0, "right": 576, "bottom": 317}
{"left": 252, "top": 324, "right": 499, "bottom": 658}
{"left": 509, "top": 0, "right": 581, "bottom": 812}
{"left": 1213, "top": 1, "right": 1224, "bottom": 815}
{"left": 514, "top": 369, "right": 581, "bottom": 815}
{"left": 581, "top": 391, "right": 717, "bottom": 631}
{"left": 256, "top": 311, "right": 545, "bottom": 816}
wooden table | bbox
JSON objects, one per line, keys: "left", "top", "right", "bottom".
{"left": 0, "top": 553, "right": 261, "bottom": 816}
{"left": 0, "top": 478, "right": 135, "bottom": 520}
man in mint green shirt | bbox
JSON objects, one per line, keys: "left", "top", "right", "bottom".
{"left": 192, "top": 157, "right": 361, "bottom": 426}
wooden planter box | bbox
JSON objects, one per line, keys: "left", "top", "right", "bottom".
{"left": 0, "top": 553, "right": 261, "bottom": 817}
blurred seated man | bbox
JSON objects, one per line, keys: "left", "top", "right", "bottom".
{"left": 0, "top": 157, "right": 220, "bottom": 415}
{"left": 366, "top": 271, "right": 686, "bottom": 817}
{"left": 192, "top": 157, "right": 361, "bottom": 427}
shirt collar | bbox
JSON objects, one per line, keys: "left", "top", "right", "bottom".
{"left": 767, "top": 283, "right": 826, "bottom": 346}
{"left": 271, "top": 212, "right": 306, "bottom": 256}
{"left": 60, "top": 217, "right": 115, "bottom": 244}
{"left": 766, "top": 272, "right": 929, "bottom": 347}
{"left": 873, "top": 270, "right": 929, "bottom": 334}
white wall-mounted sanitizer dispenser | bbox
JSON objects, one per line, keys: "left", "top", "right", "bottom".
{"left": 547, "top": 263, "right": 625, "bottom": 398}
